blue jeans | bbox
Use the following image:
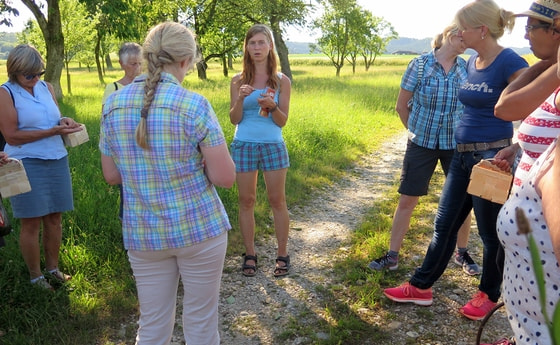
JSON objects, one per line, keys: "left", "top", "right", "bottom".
{"left": 409, "top": 149, "right": 504, "bottom": 302}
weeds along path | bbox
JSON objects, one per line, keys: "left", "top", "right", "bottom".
{"left": 215, "top": 131, "right": 410, "bottom": 344}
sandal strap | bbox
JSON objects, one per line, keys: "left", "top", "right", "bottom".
{"left": 276, "top": 255, "right": 290, "bottom": 267}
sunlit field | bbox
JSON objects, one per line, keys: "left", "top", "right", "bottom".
{"left": 0, "top": 54, "right": 408, "bottom": 344}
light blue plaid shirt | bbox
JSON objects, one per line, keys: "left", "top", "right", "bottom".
{"left": 401, "top": 50, "right": 467, "bottom": 150}
{"left": 99, "top": 72, "right": 231, "bottom": 251}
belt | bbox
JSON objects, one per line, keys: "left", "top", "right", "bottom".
{"left": 456, "top": 139, "right": 512, "bottom": 153}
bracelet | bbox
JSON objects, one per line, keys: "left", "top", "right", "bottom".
{"left": 269, "top": 103, "right": 278, "bottom": 113}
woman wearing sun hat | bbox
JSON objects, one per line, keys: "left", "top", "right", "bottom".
{"left": 487, "top": 0, "right": 560, "bottom": 343}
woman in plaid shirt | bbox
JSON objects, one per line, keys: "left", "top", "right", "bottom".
{"left": 100, "top": 22, "right": 235, "bottom": 345}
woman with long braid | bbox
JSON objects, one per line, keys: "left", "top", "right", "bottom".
{"left": 99, "top": 22, "right": 235, "bottom": 345}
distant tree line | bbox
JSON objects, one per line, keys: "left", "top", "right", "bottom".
{"left": 0, "top": 32, "right": 17, "bottom": 59}
{"left": 0, "top": 0, "right": 398, "bottom": 98}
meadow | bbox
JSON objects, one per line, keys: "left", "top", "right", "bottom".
{"left": 0, "top": 55, "right": 410, "bottom": 344}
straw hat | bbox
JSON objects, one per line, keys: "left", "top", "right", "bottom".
{"left": 515, "top": 0, "right": 560, "bottom": 23}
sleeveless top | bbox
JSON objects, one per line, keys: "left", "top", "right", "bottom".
{"left": 497, "top": 139, "right": 560, "bottom": 345}
{"left": 1, "top": 81, "right": 67, "bottom": 160}
{"left": 513, "top": 87, "right": 560, "bottom": 192}
{"left": 233, "top": 74, "right": 284, "bottom": 143}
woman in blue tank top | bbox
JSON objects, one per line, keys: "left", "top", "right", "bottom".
{"left": 229, "top": 24, "right": 292, "bottom": 278}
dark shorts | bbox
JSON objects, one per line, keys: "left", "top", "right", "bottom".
{"left": 9, "top": 157, "right": 74, "bottom": 218}
{"left": 230, "top": 140, "right": 290, "bottom": 173}
{"left": 398, "top": 140, "right": 454, "bottom": 196}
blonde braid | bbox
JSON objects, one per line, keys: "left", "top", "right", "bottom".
{"left": 135, "top": 52, "right": 163, "bottom": 149}
{"left": 135, "top": 22, "right": 200, "bottom": 149}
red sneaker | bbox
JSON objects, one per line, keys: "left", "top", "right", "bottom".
{"left": 459, "top": 291, "right": 497, "bottom": 320}
{"left": 383, "top": 282, "right": 433, "bottom": 306}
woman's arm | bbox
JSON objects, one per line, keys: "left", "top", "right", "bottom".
{"left": 229, "top": 75, "right": 250, "bottom": 125}
{"left": 268, "top": 74, "right": 291, "bottom": 128}
{"left": 536, "top": 140, "right": 560, "bottom": 264}
{"left": 495, "top": 61, "right": 559, "bottom": 121}
{"left": 201, "top": 143, "right": 235, "bottom": 188}
{"left": 395, "top": 88, "right": 413, "bottom": 129}
{"left": 100, "top": 154, "right": 122, "bottom": 185}
{"left": 0, "top": 86, "right": 81, "bottom": 146}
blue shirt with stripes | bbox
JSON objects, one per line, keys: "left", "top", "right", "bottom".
{"left": 400, "top": 49, "right": 467, "bottom": 150}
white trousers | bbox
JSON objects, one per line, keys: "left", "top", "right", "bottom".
{"left": 128, "top": 232, "right": 227, "bottom": 345}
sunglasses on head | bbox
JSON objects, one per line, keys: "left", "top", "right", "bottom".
{"left": 23, "top": 71, "right": 45, "bottom": 80}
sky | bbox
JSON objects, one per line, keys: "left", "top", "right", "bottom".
{"left": 286, "top": 0, "right": 532, "bottom": 48}
{"left": 3, "top": 0, "right": 533, "bottom": 48}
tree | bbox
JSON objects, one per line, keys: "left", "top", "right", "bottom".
{"left": 60, "top": 0, "right": 97, "bottom": 94}
{"left": 314, "top": 0, "right": 357, "bottom": 76}
{"left": 343, "top": 7, "right": 365, "bottom": 74}
{"left": 229, "top": 0, "right": 311, "bottom": 81}
{"left": 360, "top": 13, "right": 397, "bottom": 71}
{"left": 79, "top": 0, "right": 142, "bottom": 84}
{"left": 13, "top": 0, "right": 66, "bottom": 99}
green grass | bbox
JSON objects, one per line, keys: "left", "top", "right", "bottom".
{"left": 0, "top": 56, "right": 404, "bottom": 344}
{"left": 0, "top": 51, "right": 539, "bottom": 344}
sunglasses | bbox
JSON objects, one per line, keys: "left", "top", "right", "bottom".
{"left": 23, "top": 71, "right": 45, "bottom": 80}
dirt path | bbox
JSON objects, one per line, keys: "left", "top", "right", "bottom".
{"left": 115, "top": 131, "right": 513, "bottom": 345}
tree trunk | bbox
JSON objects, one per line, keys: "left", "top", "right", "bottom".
{"left": 95, "top": 34, "right": 104, "bottom": 84}
{"left": 228, "top": 55, "right": 233, "bottom": 70}
{"left": 197, "top": 60, "right": 207, "bottom": 80}
{"left": 65, "top": 60, "right": 72, "bottom": 95}
{"left": 19, "top": 0, "right": 64, "bottom": 99}
{"left": 272, "top": 29, "right": 292, "bottom": 81}
{"left": 222, "top": 55, "right": 228, "bottom": 77}
{"left": 105, "top": 53, "right": 113, "bottom": 69}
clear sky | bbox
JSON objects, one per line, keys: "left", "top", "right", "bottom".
{"left": 287, "top": 0, "right": 533, "bottom": 48}
{"left": 3, "top": 0, "right": 534, "bottom": 48}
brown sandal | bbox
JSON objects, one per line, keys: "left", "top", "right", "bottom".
{"left": 241, "top": 254, "right": 258, "bottom": 277}
{"left": 274, "top": 255, "right": 290, "bottom": 277}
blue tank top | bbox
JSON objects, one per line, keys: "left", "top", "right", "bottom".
{"left": 2, "top": 81, "right": 67, "bottom": 160}
{"left": 233, "top": 76, "right": 283, "bottom": 143}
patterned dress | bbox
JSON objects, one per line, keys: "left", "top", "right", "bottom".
{"left": 497, "top": 140, "right": 560, "bottom": 345}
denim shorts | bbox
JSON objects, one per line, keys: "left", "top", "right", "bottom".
{"left": 230, "top": 140, "right": 290, "bottom": 173}
{"left": 398, "top": 140, "right": 454, "bottom": 196}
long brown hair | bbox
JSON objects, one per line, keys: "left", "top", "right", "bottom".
{"left": 239, "top": 24, "right": 280, "bottom": 89}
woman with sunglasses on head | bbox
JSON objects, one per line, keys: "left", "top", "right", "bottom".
{"left": 383, "top": 0, "right": 528, "bottom": 322}
{"left": 0, "top": 44, "right": 82, "bottom": 290}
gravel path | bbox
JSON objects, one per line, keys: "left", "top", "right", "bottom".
{"left": 114, "top": 131, "right": 514, "bottom": 345}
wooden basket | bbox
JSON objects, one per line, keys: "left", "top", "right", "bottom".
{"left": 467, "top": 160, "right": 512, "bottom": 204}
{"left": 62, "top": 124, "right": 89, "bottom": 147}
{"left": 0, "top": 158, "right": 32, "bottom": 198}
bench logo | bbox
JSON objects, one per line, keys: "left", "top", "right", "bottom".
{"left": 462, "top": 82, "right": 493, "bottom": 93}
